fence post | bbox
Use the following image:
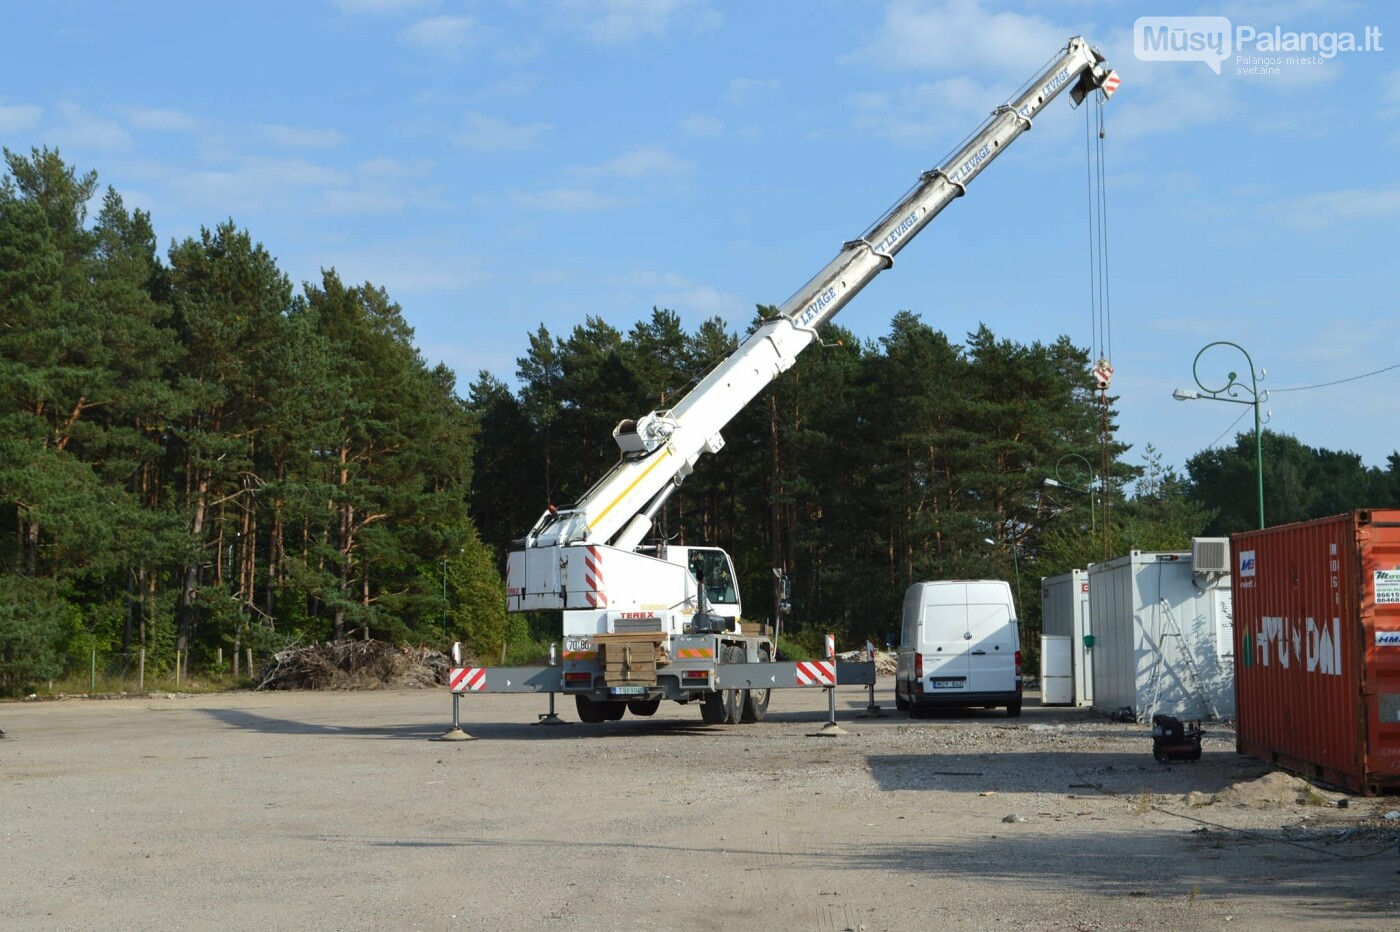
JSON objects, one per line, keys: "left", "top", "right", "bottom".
{"left": 139, "top": 649, "right": 146, "bottom": 693}
{"left": 90, "top": 650, "right": 96, "bottom": 692}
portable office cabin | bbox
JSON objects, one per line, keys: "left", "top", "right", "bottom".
{"left": 1087, "top": 551, "right": 1235, "bottom": 722}
{"left": 1040, "top": 569, "right": 1093, "bottom": 706}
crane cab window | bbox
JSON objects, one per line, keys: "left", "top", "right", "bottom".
{"left": 688, "top": 549, "right": 737, "bottom": 606}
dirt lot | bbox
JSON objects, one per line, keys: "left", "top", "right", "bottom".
{"left": 3, "top": 684, "right": 1399, "bottom": 931}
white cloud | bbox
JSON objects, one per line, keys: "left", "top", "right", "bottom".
{"left": 454, "top": 111, "right": 551, "bottom": 152}
{"left": 680, "top": 114, "right": 723, "bottom": 137}
{"left": 321, "top": 241, "right": 491, "bottom": 293}
{"left": 0, "top": 101, "right": 42, "bottom": 132}
{"left": 511, "top": 187, "right": 629, "bottom": 211}
{"left": 258, "top": 123, "right": 347, "bottom": 149}
{"left": 1285, "top": 185, "right": 1400, "bottom": 230}
{"left": 329, "top": 0, "right": 439, "bottom": 14}
{"left": 848, "top": 75, "right": 1003, "bottom": 144}
{"left": 122, "top": 106, "right": 197, "bottom": 132}
{"left": 476, "top": 73, "right": 544, "bottom": 99}
{"left": 725, "top": 76, "right": 779, "bottom": 105}
{"left": 653, "top": 284, "right": 744, "bottom": 321}
{"left": 843, "top": 0, "right": 1068, "bottom": 73}
{"left": 167, "top": 156, "right": 352, "bottom": 215}
{"left": 53, "top": 102, "right": 132, "bottom": 151}
{"left": 397, "top": 14, "right": 476, "bottom": 58}
{"left": 553, "top": 0, "right": 721, "bottom": 45}
{"left": 571, "top": 146, "right": 695, "bottom": 179}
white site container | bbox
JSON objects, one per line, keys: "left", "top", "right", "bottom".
{"left": 1039, "top": 635, "right": 1074, "bottom": 705}
{"left": 1039, "top": 569, "right": 1094, "bottom": 706}
{"left": 1087, "top": 551, "right": 1234, "bottom": 722}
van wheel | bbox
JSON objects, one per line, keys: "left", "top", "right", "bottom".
{"left": 1006, "top": 699, "right": 1022, "bottom": 718}
{"left": 894, "top": 686, "right": 909, "bottom": 712}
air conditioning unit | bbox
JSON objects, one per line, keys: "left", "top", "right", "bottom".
{"left": 1192, "top": 537, "right": 1231, "bottom": 574}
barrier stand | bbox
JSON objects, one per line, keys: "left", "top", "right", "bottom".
{"left": 438, "top": 648, "right": 475, "bottom": 741}
{"left": 816, "top": 632, "right": 848, "bottom": 737}
{"left": 439, "top": 689, "right": 474, "bottom": 742}
{"left": 856, "top": 640, "right": 888, "bottom": 719}
{"left": 534, "top": 642, "right": 568, "bottom": 726}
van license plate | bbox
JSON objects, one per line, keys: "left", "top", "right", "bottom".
{"left": 932, "top": 679, "right": 964, "bottom": 689}
{"left": 610, "top": 686, "right": 646, "bottom": 696}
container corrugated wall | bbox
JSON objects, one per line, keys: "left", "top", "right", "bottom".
{"left": 1232, "top": 510, "right": 1400, "bottom": 795}
{"left": 1088, "top": 552, "right": 1235, "bottom": 721}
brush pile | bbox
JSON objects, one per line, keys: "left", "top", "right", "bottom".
{"left": 256, "top": 640, "right": 453, "bottom": 691}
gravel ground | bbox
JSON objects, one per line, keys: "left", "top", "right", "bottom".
{"left": 3, "top": 685, "right": 1399, "bottom": 931}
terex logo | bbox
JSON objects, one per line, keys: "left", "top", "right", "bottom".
{"left": 1238, "top": 550, "right": 1257, "bottom": 577}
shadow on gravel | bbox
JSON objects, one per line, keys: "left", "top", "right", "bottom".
{"left": 827, "top": 828, "right": 1400, "bottom": 923}
{"left": 199, "top": 707, "right": 443, "bottom": 740}
{"left": 866, "top": 750, "right": 1270, "bottom": 796}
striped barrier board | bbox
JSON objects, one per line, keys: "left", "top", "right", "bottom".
{"left": 449, "top": 667, "right": 486, "bottom": 693}
{"left": 795, "top": 660, "right": 836, "bottom": 687}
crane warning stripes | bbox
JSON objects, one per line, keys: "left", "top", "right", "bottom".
{"left": 449, "top": 667, "right": 486, "bottom": 693}
{"left": 583, "top": 546, "right": 607, "bottom": 607}
{"left": 676, "top": 647, "right": 714, "bottom": 660}
{"left": 795, "top": 660, "right": 836, "bottom": 687}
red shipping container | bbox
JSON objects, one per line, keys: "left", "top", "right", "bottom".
{"left": 1232, "top": 510, "right": 1400, "bottom": 795}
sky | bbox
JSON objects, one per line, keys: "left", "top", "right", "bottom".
{"left": 6, "top": 0, "right": 1399, "bottom": 481}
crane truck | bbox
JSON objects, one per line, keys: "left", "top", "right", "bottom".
{"left": 479, "top": 37, "right": 1120, "bottom": 725}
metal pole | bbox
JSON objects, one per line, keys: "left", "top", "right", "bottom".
{"left": 1253, "top": 395, "right": 1265, "bottom": 530}
{"left": 90, "top": 650, "right": 96, "bottom": 692}
{"left": 535, "top": 641, "right": 567, "bottom": 726}
{"left": 1179, "top": 341, "right": 1268, "bottom": 530}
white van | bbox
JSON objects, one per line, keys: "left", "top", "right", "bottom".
{"left": 895, "top": 579, "right": 1022, "bottom": 717}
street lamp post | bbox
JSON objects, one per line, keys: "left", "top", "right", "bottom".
{"left": 1173, "top": 341, "right": 1269, "bottom": 530}
{"left": 1044, "top": 453, "right": 1097, "bottom": 534}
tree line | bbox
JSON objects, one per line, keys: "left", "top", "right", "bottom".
{"left": 4, "top": 148, "right": 1400, "bottom": 693}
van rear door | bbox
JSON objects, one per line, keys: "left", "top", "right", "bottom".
{"left": 920, "top": 582, "right": 971, "bottom": 693}
{"left": 965, "top": 582, "right": 1016, "bottom": 691}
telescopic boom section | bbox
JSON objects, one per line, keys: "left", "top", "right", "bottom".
{"left": 522, "top": 37, "right": 1117, "bottom": 553}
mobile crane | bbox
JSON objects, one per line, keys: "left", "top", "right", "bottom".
{"left": 490, "top": 37, "right": 1119, "bottom": 725}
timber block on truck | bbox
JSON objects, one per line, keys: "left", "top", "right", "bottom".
{"left": 594, "top": 632, "right": 666, "bottom": 686}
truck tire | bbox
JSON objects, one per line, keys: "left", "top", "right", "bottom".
{"left": 700, "top": 690, "right": 727, "bottom": 724}
{"left": 575, "top": 695, "right": 605, "bottom": 724}
{"left": 626, "top": 698, "right": 661, "bottom": 717}
{"left": 1006, "top": 698, "right": 1022, "bottom": 718}
{"left": 740, "top": 647, "right": 772, "bottom": 723}
{"left": 894, "top": 684, "right": 909, "bottom": 712}
{"left": 721, "top": 645, "right": 743, "bottom": 724}
{"left": 602, "top": 701, "right": 626, "bottom": 721}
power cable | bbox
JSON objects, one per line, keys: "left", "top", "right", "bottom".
{"left": 1271, "top": 361, "right": 1400, "bottom": 393}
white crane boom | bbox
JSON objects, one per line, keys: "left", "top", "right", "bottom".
{"left": 508, "top": 37, "right": 1118, "bottom": 615}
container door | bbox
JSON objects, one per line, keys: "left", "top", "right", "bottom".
{"left": 1041, "top": 635, "right": 1073, "bottom": 705}
{"left": 1366, "top": 520, "right": 1400, "bottom": 781}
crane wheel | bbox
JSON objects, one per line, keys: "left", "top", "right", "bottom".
{"left": 575, "top": 695, "right": 606, "bottom": 724}
{"left": 740, "top": 647, "right": 771, "bottom": 723}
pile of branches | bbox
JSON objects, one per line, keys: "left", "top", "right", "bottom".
{"left": 256, "top": 640, "right": 453, "bottom": 691}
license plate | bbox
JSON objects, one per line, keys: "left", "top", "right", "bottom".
{"left": 610, "top": 686, "right": 646, "bottom": 696}
{"left": 931, "top": 679, "right": 965, "bottom": 689}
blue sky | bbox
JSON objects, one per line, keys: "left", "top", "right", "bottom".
{"left": 6, "top": 0, "right": 1399, "bottom": 479}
